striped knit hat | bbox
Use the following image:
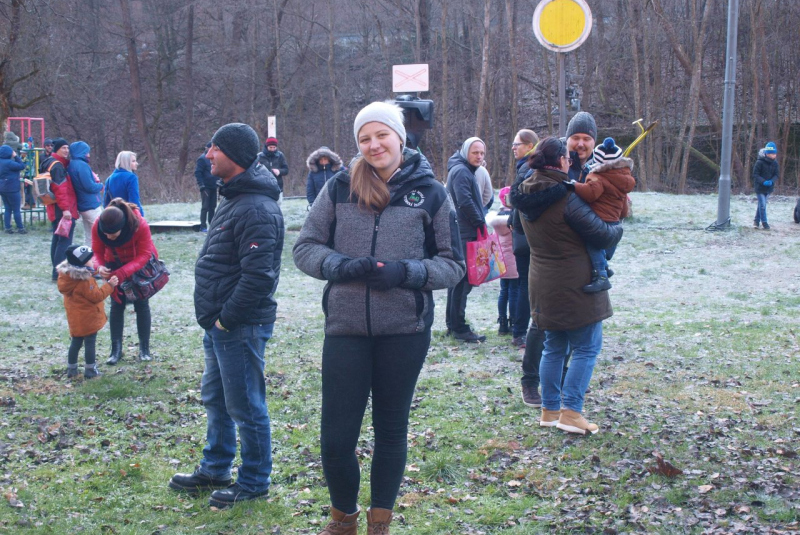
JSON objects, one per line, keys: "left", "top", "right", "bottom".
{"left": 593, "top": 137, "right": 623, "bottom": 165}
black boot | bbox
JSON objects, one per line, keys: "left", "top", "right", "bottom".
{"left": 498, "top": 316, "right": 510, "bottom": 335}
{"left": 582, "top": 271, "right": 612, "bottom": 293}
{"left": 138, "top": 338, "right": 151, "bottom": 361}
{"left": 106, "top": 338, "right": 123, "bottom": 365}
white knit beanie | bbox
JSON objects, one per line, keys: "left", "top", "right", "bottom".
{"left": 353, "top": 101, "right": 407, "bottom": 150}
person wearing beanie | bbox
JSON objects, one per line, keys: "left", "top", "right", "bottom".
{"left": 565, "top": 111, "right": 598, "bottom": 183}
{"left": 563, "top": 137, "right": 635, "bottom": 293}
{"left": 293, "top": 100, "right": 464, "bottom": 534}
{"left": 752, "top": 141, "right": 778, "bottom": 229}
{"left": 57, "top": 244, "right": 119, "bottom": 379}
{"left": 171, "top": 122, "right": 284, "bottom": 509}
{"left": 305, "top": 146, "right": 343, "bottom": 206}
{"left": 40, "top": 137, "right": 78, "bottom": 280}
{"left": 194, "top": 141, "right": 219, "bottom": 232}
{"left": 68, "top": 141, "right": 104, "bottom": 246}
{"left": 0, "top": 144, "right": 27, "bottom": 234}
{"left": 445, "top": 136, "right": 488, "bottom": 343}
{"left": 257, "top": 135, "right": 289, "bottom": 198}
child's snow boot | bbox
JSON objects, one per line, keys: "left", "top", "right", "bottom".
{"left": 582, "top": 271, "right": 612, "bottom": 294}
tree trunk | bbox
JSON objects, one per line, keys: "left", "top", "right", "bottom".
{"left": 119, "top": 0, "right": 162, "bottom": 178}
{"left": 327, "top": 3, "right": 341, "bottom": 155}
{"left": 626, "top": 0, "right": 647, "bottom": 191}
{"left": 474, "top": 0, "right": 491, "bottom": 138}
{"left": 505, "top": 0, "right": 519, "bottom": 185}
{"left": 175, "top": 4, "right": 194, "bottom": 182}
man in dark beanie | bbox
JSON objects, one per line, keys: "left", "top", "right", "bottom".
{"left": 170, "top": 122, "right": 285, "bottom": 508}
{"left": 194, "top": 141, "right": 218, "bottom": 233}
{"left": 257, "top": 136, "right": 289, "bottom": 200}
{"left": 565, "top": 111, "right": 597, "bottom": 183}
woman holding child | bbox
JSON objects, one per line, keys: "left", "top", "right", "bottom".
{"left": 293, "top": 101, "right": 464, "bottom": 534}
{"left": 510, "top": 137, "right": 622, "bottom": 435}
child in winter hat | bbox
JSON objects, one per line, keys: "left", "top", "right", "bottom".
{"left": 565, "top": 137, "right": 636, "bottom": 293}
{"left": 57, "top": 245, "right": 119, "bottom": 379}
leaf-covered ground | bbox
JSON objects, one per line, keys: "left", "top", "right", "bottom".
{"left": 0, "top": 193, "right": 797, "bottom": 534}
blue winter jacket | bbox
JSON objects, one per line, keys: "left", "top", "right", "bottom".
{"left": 0, "top": 145, "right": 26, "bottom": 194}
{"left": 104, "top": 168, "right": 144, "bottom": 215}
{"left": 68, "top": 141, "right": 103, "bottom": 211}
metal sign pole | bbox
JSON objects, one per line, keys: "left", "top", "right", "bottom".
{"left": 558, "top": 52, "right": 566, "bottom": 137}
{"left": 713, "top": 0, "right": 740, "bottom": 229}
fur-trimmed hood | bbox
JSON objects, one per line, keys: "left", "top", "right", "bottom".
{"left": 306, "top": 147, "right": 343, "bottom": 172}
{"left": 56, "top": 260, "right": 94, "bottom": 280}
{"left": 589, "top": 156, "right": 634, "bottom": 174}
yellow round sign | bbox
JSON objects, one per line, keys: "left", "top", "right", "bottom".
{"left": 533, "top": 0, "right": 592, "bottom": 52}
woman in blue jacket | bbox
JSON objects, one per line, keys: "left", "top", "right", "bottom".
{"left": 104, "top": 151, "right": 144, "bottom": 215}
{"left": 68, "top": 141, "right": 104, "bottom": 245}
{"left": 0, "top": 145, "right": 28, "bottom": 234}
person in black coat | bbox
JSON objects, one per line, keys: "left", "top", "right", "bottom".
{"left": 305, "top": 146, "right": 343, "bottom": 206}
{"left": 257, "top": 137, "right": 289, "bottom": 195}
{"left": 195, "top": 142, "right": 219, "bottom": 232}
{"left": 170, "top": 123, "right": 284, "bottom": 509}
{"left": 752, "top": 142, "right": 778, "bottom": 229}
{"left": 445, "top": 137, "right": 487, "bottom": 343}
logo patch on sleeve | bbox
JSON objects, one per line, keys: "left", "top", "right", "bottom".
{"left": 404, "top": 190, "right": 425, "bottom": 207}
{"left": 249, "top": 242, "right": 259, "bottom": 249}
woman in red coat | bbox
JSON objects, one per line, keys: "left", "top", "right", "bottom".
{"left": 92, "top": 198, "right": 158, "bottom": 364}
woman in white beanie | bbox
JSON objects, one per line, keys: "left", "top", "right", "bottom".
{"left": 293, "top": 101, "right": 465, "bottom": 534}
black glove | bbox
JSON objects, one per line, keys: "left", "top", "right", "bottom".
{"left": 336, "top": 256, "right": 378, "bottom": 282}
{"left": 365, "top": 261, "right": 406, "bottom": 291}
{"left": 562, "top": 180, "right": 576, "bottom": 190}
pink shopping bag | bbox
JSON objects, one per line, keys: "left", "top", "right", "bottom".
{"left": 466, "top": 226, "right": 506, "bottom": 286}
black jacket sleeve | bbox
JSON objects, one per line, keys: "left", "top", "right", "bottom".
{"left": 450, "top": 168, "right": 485, "bottom": 229}
{"left": 563, "top": 193, "right": 623, "bottom": 250}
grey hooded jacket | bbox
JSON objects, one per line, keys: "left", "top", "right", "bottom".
{"left": 293, "top": 149, "right": 465, "bottom": 337}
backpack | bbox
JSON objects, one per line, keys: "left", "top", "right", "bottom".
{"left": 33, "top": 161, "right": 58, "bottom": 205}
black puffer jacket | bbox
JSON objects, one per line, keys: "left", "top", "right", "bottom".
{"left": 445, "top": 151, "right": 485, "bottom": 240}
{"left": 194, "top": 162, "right": 284, "bottom": 331}
{"left": 509, "top": 157, "right": 533, "bottom": 256}
{"left": 752, "top": 150, "right": 778, "bottom": 194}
{"left": 257, "top": 148, "right": 289, "bottom": 191}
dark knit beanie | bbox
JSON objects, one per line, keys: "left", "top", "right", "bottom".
{"left": 266, "top": 137, "right": 278, "bottom": 146}
{"left": 66, "top": 244, "right": 94, "bottom": 266}
{"left": 566, "top": 111, "right": 597, "bottom": 141}
{"left": 44, "top": 138, "right": 54, "bottom": 147}
{"left": 211, "top": 123, "right": 260, "bottom": 169}
{"left": 51, "top": 138, "right": 69, "bottom": 153}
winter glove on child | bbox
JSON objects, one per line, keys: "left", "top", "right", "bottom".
{"left": 365, "top": 261, "right": 406, "bottom": 291}
{"left": 333, "top": 256, "right": 379, "bottom": 282}
{"left": 763, "top": 180, "right": 773, "bottom": 187}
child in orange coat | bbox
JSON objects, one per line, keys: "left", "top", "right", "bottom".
{"left": 57, "top": 245, "right": 118, "bottom": 379}
{"left": 566, "top": 138, "right": 635, "bottom": 293}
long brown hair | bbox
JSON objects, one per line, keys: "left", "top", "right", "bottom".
{"left": 349, "top": 157, "right": 391, "bottom": 212}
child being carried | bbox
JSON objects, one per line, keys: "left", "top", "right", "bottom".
{"left": 565, "top": 138, "right": 635, "bottom": 293}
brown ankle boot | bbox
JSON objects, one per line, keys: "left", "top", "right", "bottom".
{"left": 318, "top": 506, "right": 359, "bottom": 535}
{"left": 366, "top": 507, "right": 393, "bottom": 535}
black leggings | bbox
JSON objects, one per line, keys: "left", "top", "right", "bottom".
{"left": 320, "top": 330, "right": 431, "bottom": 513}
{"left": 109, "top": 295, "right": 151, "bottom": 344}
{"left": 68, "top": 333, "right": 97, "bottom": 365}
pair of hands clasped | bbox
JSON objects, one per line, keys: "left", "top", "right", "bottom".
{"left": 336, "top": 257, "right": 406, "bottom": 291}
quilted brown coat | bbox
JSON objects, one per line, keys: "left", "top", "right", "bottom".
{"left": 57, "top": 262, "right": 114, "bottom": 337}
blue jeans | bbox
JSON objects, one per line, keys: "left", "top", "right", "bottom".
{"left": 540, "top": 321, "right": 603, "bottom": 413}
{"left": 498, "top": 278, "right": 519, "bottom": 320}
{"left": 755, "top": 193, "right": 769, "bottom": 224}
{"left": 511, "top": 251, "right": 530, "bottom": 338}
{"left": 200, "top": 322, "right": 274, "bottom": 493}
{"left": 1, "top": 191, "right": 23, "bottom": 230}
{"left": 585, "top": 221, "right": 619, "bottom": 278}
